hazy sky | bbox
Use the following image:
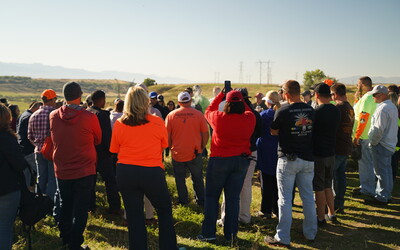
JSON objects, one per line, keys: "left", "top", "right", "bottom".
{"left": 1, "top": 0, "right": 399, "bottom": 83}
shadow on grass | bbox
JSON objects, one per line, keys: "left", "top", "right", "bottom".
{"left": 86, "top": 224, "right": 128, "bottom": 248}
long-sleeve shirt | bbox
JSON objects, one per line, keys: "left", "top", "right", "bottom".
{"left": 28, "top": 105, "right": 54, "bottom": 153}
{"left": 368, "top": 99, "right": 398, "bottom": 152}
{"left": 205, "top": 92, "right": 256, "bottom": 157}
{"left": 17, "top": 110, "right": 34, "bottom": 155}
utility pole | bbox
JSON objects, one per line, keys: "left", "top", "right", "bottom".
{"left": 257, "top": 60, "right": 267, "bottom": 84}
{"left": 239, "top": 61, "right": 243, "bottom": 84}
{"left": 266, "top": 60, "right": 273, "bottom": 84}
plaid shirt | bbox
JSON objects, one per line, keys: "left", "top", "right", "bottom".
{"left": 28, "top": 105, "right": 54, "bottom": 153}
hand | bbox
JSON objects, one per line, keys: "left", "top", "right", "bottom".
{"left": 353, "top": 138, "right": 360, "bottom": 146}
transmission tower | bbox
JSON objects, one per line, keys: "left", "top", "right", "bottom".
{"left": 256, "top": 60, "right": 267, "bottom": 84}
{"left": 266, "top": 60, "right": 274, "bottom": 84}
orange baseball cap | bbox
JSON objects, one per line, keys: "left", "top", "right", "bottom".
{"left": 323, "top": 79, "right": 334, "bottom": 86}
{"left": 41, "top": 89, "right": 57, "bottom": 100}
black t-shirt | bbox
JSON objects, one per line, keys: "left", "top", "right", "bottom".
{"left": 271, "top": 102, "right": 314, "bottom": 161}
{"left": 313, "top": 104, "right": 341, "bottom": 157}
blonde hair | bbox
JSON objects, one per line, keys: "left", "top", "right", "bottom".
{"left": 388, "top": 92, "right": 399, "bottom": 108}
{"left": 0, "top": 103, "right": 14, "bottom": 135}
{"left": 265, "top": 91, "right": 281, "bottom": 111}
{"left": 121, "top": 86, "right": 149, "bottom": 126}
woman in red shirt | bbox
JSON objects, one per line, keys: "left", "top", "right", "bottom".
{"left": 198, "top": 90, "right": 256, "bottom": 242}
{"left": 110, "top": 86, "right": 179, "bottom": 250}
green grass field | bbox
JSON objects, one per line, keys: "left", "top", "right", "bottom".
{"left": 12, "top": 155, "right": 400, "bottom": 249}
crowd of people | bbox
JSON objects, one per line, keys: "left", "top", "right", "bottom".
{"left": 0, "top": 76, "right": 399, "bottom": 249}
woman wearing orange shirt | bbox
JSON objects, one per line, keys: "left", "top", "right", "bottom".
{"left": 110, "top": 86, "right": 178, "bottom": 250}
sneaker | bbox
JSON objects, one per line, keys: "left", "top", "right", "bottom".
{"left": 317, "top": 219, "right": 327, "bottom": 227}
{"left": 327, "top": 215, "right": 339, "bottom": 224}
{"left": 196, "top": 235, "right": 216, "bottom": 242}
{"left": 264, "top": 235, "right": 290, "bottom": 248}
{"left": 216, "top": 219, "right": 224, "bottom": 227}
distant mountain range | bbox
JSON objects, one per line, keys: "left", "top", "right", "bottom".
{"left": 0, "top": 62, "right": 190, "bottom": 84}
{"left": 337, "top": 76, "right": 400, "bottom": 85}
{"left": 1, "top": 62, "right": 399, "bottom": 85}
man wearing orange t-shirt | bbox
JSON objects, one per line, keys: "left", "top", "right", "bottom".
{"left": 165, "top": 92, "right": 209, "bottom": 206}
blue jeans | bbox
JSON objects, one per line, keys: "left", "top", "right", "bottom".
{"left": 371, "top": 143, "right": 394, "bottom": 202}
{"left": 358, "top": 139, "right": 376, "bottom": 196}
{"left": 58, "top": 175, "right": 95, "bottom": 249}
{"left": 172, "top": 154, "right": 204, "bottom": 205}
{"left": 201, "top": 156, "right": 250, "bottom": 241}
{"left": 0, "top": 191, "right": 20, "bottom": 250}
{"left": 35, "top": 152, "right": 60, "bottom": 219}
{"left": 333, "top": 155, "right": 348, "bottom": 209}
{"left": 35, "top": 152, "right": 57, "bottom": 199}
{"left": 274, "top": 157, "right": 317, "bottom": 245}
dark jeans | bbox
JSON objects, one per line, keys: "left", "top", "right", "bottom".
{"left": 391, "top": 151, "right": 398, "bottom": 182}
{"left": 90, "top": 156, "right": 121, "bottom": 211}
{"left": 201, "top": 156, "right": 250, "bottom": 241}
{"left": 333, "top": 155, "right": 348, "bottom": 209}
{"left": 58, "top": 175, "right": 95, "bottom": 250}
{"left": 116, "top": 164, "right": 177, "bottom": 250}
{"left": 172, "top": 154, "right": 204, "bottom": 205}
{"left": 260, "top": 173, "right": 278, "bottom": 216}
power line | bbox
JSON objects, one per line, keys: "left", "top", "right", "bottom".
{"left": 266, "top": 60, "right": 274, "bottom": 84}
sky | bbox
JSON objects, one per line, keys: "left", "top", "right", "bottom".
{"left": 1, "top": 0, "right": 399, "bottom": 84}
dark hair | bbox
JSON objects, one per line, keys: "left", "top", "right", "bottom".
{"left": 114, "top": 100, "right": 124, "bottom": 113}
{"left": 331, "top": 83, "right": 347, "bottom": 97}
{"left": 223, "top": 101, "right": 245, "bottom": 114}
{"left": 167, "top": 100, "right": 176, "bottom": 110}
{"left": 359, "top": 76, "right": 372, "bottom": 88}
{"left": 184, "top": 87, "right": 193, "bottom": 94}
{"left": 388, "top": 84, "right": 399, "bottom": 95}
{"left": 282, "top": 80, "right": 300, "bottom": 96}
{"left": 8, "top": 104, "right": 19, "bottom": 118}
{"left": 91, "top": 90, "right": 106, "bottom": 102}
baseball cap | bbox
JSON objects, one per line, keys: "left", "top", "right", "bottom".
{"left": 157, "top": 94, "right": 164, "bottom": 101}
{"left": 235, "top": 88, "right": 249, "bottom": 99}
{"left": 368, "top": 85, "right": 388, "bottom": 96}
{"left": 63, "top": 82, "right": 83, "bottom": 101}
{"left": 254, "top": 92, "right": 263, "bottom": 98}
{"left": 149, "top": 91, "right": 158, "bottom": 99}
{"left": 41, "top": 89, "right": 57, "bottom": 100}
{"left": 301, "top": 90, "right": 311, "bottom": 96}
{"left": 226, "top": 90, "right": 243, "bottom": 102}
{"left": 314, "top": 83, "right": 331, "bottom": 95}
{"left": 323, "top": 79, "right": 334, "bottom": 86}
{"left": 178, "top": 92, "right": 191, "bottom": 103}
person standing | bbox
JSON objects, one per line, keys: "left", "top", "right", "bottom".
{"left": 264, "top": 80, "right": 317, "bottom": 248}
{"left": 352, "top": 76, "right": 377, "bottom": 197}
{"left": 256, "top": 91, "right": 280, "bottom": 219}
{"left": 50, "top": 82, "right": 101, "bottom": 250}
{"left": 165, "top": 92, "right": 209, "bottom": 206}
{"left": 198, "top": 90, "right": 255, "bottom": 242}
{"left": 0, "top": 104, "right": 28, "bottom": 250}
{"left": 28, "top": 89, "right": 58, "bottom": 210}
{"left": 368, "top": 85, "right": 398, "bottom": 204}
{"left": 330, "top": 83, "right": 354, "bottom": 213}
{"left": 87, "top": 90, "right": 121, "bottom": 214}
{"left": 111, "top": 86, "right": 180, "bottom": 249}
{"left": 16, "top": 101, "right": 43, "bottom": 187}
{"left": 312, "top": 83, "right": 341, "bottom": 226}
